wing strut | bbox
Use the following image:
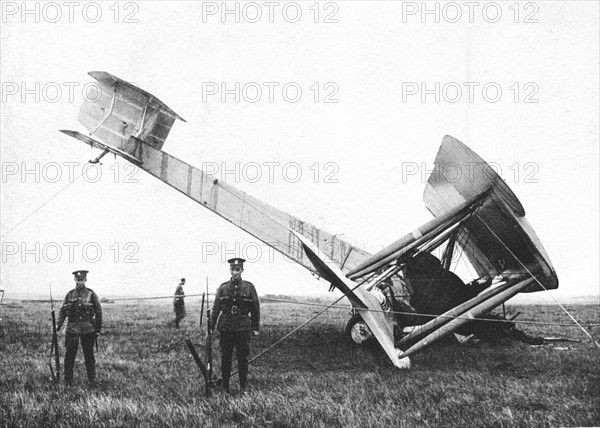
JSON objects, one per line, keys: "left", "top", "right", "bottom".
{"left": 441, "top": 230, "right": 457, "bottom": 271}
{"left": 292, "top": 231, "right": 411, "bottom": 369}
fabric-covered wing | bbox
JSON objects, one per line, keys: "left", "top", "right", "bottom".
{"left": 423, "top": 136, "right": 558, "bottom": 291}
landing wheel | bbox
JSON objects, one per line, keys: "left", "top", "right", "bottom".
{"left": 345, "top": 314, "right": 374, "bottom": 345}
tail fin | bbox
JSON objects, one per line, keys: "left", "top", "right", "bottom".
{"left": 61, "top": 71, "right": 185, "bottom": 162}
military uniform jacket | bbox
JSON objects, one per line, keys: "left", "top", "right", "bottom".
{"left": 174, "top": 285, "right": 186, "bottom": 317}
{"left": 57, "top": 287, "right": 102, "bottom": 335}
{"left": 211, "top": 279, "right": 260, "bottom": 332}
{"left": 174, "top": 285, "right": 185, "bottom": 308}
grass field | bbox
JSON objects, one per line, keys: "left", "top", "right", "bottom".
{"left": 1, "top": 298, "right": 598, "bottom": 427}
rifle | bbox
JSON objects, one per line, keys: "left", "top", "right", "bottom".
{"left": 199, "top": 292, "right": 205, "bottom": 330}
{"left": 186, "top": 338, "right": 208, "bottom": 382}
{"left": 206, "top": 277, "right": 212, "bottom": 398}
{"left": 186, "top": 289, "right": 211, "bottom": 397}
{"left": 49, "top": 283, "right": 60, "bottom": 382}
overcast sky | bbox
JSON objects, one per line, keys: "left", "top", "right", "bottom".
{"left": 1, "top": 1, "right": 598, "bottom": 304}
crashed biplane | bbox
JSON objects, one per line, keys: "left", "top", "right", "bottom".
{"left": 61, "top": 72, "right": 558, "bottom": 369}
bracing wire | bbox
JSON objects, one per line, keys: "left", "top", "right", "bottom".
{"left": 1, "top": 171, "right": 85, "bottom": 239}
{"left": 475, "top": 213, "right": 600, "bottom": 348}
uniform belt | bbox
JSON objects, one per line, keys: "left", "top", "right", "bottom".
{"left": 229, "top": 306, "right": 250, "bottom": 316}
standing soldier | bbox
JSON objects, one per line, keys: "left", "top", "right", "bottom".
{"left": 174, "top": 278, "right": 186, "bottom": 328}
{"left": 57, "top": 270, "right": 102, "bottom": 386}
{"left": 211, "top": 258, "right": 260, "bottom": 394}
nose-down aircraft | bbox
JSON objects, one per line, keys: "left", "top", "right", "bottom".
{"left": 61, "top": 72, "right": 558, "bottom": 369}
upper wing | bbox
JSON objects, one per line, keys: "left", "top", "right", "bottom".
{"left": 423, "top": 135, "right": 558, "bottom": 291}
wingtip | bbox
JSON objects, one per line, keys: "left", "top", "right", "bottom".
{"left": 88, "top": 70, "right": 111, "bottom": 80}
{"left": 441, "top": 134, "right": 464, "bottom": 147}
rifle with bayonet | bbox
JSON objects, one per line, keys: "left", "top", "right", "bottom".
{"left": 206, "top": 276, "right": 213, "bottom": 397}
{"left": 186, "top": 286, "right": 213, "bottom": 398}
{"left": 199, "top": 292, "right": 205, "bottom": 330}
{"left": 206, "top": 278, "right": 212, "bottom": 397}
{"left": 49, "top": 283, "right": 60, "bottom": 382}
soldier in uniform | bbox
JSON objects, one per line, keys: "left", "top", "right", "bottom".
{"left": 174, "top": 278, "right": 186, "bottom": 328}
{"left": 57, "top": 270, "right": 102, "bottom": 386}
{"left": 211, "top": 258, "right": 260, "bottom": 393}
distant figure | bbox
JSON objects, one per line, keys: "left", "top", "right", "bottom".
{"left": 211, "top": 258, "right": 260, "bottom": 394}
{"left": 174, "top": 278, "right": 186, "bottom": 328}
{"left": 57, "top": 270, "right": 102, "bottom": 386}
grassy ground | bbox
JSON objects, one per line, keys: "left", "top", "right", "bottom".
{"left": 1, "top": 299, "right": 598, "bottom": 427}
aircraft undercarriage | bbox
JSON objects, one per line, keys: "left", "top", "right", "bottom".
{"left": 343, "top": 251, "right": 543, "bottom": 348}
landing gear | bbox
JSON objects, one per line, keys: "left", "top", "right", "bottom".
{"left": 344, "top": 314, "right": 374, "bottom": 345}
